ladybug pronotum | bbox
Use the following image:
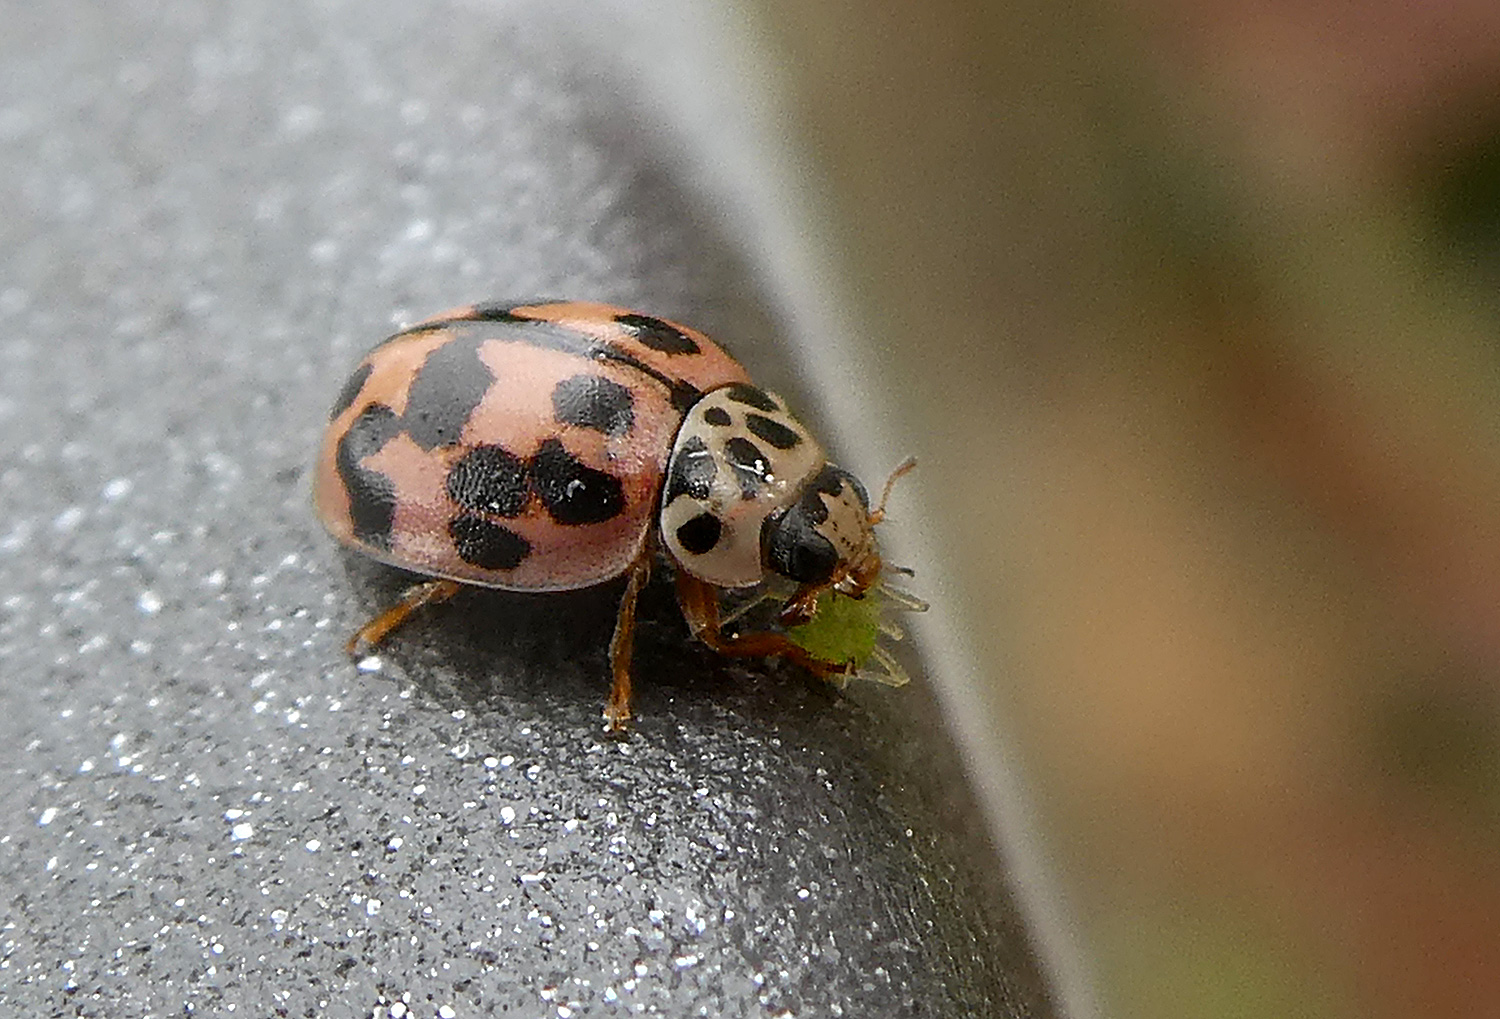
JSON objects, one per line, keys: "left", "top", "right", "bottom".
{"left": 315, "top": 301, "right": 907, "bottom": 727}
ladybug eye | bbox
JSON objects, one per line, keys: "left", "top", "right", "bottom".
{"left": 762, "top": 502, "right": 839, "bottom": 586}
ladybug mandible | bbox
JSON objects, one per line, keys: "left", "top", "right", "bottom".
{"left": 315, "top": 301, "right": 906, "bottom": 727}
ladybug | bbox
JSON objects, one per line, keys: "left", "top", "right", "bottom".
{"left": 315, "top": 300, "right": 906, "bottom": 727}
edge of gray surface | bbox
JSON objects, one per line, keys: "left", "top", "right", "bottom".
{"left": 565, "top": 3, "right": 1092, "bottom": 1014}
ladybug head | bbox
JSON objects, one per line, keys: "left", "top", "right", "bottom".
{"left": 760, "top": 464, "right": 881, "bottom": 600}
{"left": 659, "top": 385, "right": 909, "bottom": 606}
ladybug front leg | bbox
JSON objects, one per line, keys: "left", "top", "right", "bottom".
{"left": 775, "top": 582, "right": 829, "bottom": 629}
{"left": 674, "top": 573, "right": 850, "bottom": 679}
{"left": 346, "top": 579, "right": 463, "bottom": 657}
{"left": 604, "top": 552, "right": 653, "bottom": 730}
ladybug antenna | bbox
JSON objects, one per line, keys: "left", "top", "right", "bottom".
{"left": 869, "top": 457, "right": 918, "bottom": 526}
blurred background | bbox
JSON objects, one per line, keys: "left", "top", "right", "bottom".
{"left": 732, "top": 0, "right": 1500, "bottom": 1016}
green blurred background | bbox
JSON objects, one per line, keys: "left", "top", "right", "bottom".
{"left": 741, "top": 1, "right": 1500, "bottom": 1016}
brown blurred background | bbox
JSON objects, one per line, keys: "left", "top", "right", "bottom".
{"left": 743, "top": 1, "right": 1500, "bottom": 1016}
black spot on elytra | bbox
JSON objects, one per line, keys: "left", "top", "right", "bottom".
{"left": 466, "top": 299, "right": 564, "bottom": 321}
{"left": 329, "top": 362, "right": 373, "bottom": 420}
{"left": 337, "top": 402, "right": 402, "bottom": 465}
{"left": 465, "top": 304, "right": 526, "bottom": 323}
{"left": 723, "top": 437, "right": 771, "bottom": 498}
{"left": 449, "top": 515, "right": 531, "bottom": 569}
{"left": 702, "top": 406, "right": 732, "bottom": 427}
{"left": 551, "top": 374, "right": 635, "bottom": 436}
{"left": 490, "top": 318, "right": 699, "bottom": 410}
{"left": 335, "top": 404, "right": 402, "bottom": 548}
{"left": 343, "top": 470, "right": 399, "bottom": 549}
{"left": 666, "top": 380, "right": 701, "bottom": 413}
{"left": 615, "top": 312, "right": 700, "bottom": 355}
{"left": 446, "top": 445, "right": 531, "bottom": 517}
{"left": 745, "top": 413, "right": 801, "bottom": 450}
{"left": 722, "top": 383, "right": 777, "bottom": 412}
{"left": 530, "top": 438, "right": 625, "bottom": 526}
{"left": 675, "top": 512, "right": 722, "bottom": 555}
{"left": 388, "top": 308, "right": 703, "bottom": 412}
{"left": 403, "top": 337, "right": 494, "bottom": 450}
{"left": 664, "top": 435, "right": 716, "bottom": 504}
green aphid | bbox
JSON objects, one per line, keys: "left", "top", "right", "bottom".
{"left": 787, "top": 591, "right": 881, "bottom": 670}
{"left": 786, "top": 585, "right": 925, "bottom": 688}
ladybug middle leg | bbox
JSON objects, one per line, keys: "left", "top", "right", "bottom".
{"left": 604, "top": 551, "right": 653, "bottom": 730}
{"left": 673, "top": 573, "right": 851, "bottom": 679}
{"left": 346, "top": 578, "right": 464, "bottom": 657}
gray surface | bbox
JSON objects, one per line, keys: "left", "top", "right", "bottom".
{"left": 0, "top": 1, "right": 1055, "bottom": 1015}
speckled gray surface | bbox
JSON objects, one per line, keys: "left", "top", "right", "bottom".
{"left": 0, "top": 1, "right": 1055, "bottom": 1016}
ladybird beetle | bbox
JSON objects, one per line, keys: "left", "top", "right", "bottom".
{"left": 315, "top": 300, "right": 907, "bottom": 727}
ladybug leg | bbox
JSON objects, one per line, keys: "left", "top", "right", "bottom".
{"left": 604, "top": 552, "right": 653, "bottom": 730}
{"left": 345, "top": 579, "right": 463, "bottom": 657}
{"left": 775, "top": 582, "right": 828, "bottom": 629}
{"left": 674, "top": 573, "right": 850, "bottom": 680}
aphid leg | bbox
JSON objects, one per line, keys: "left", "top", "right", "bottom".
{"left": 718, "top": 586, "right": 779, "bottom": 629}
{"left": 877, "top": 580, "right": 929, "bottom": 613}
{"left": 604, "top": 552, "right": 653, "bottom": 730}
{"left": 345, "top": 579, "right": 463, "bottom": 657}
{"left": 675, "top": 573, "right": 850, "bottom": 681}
